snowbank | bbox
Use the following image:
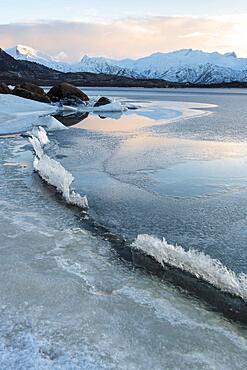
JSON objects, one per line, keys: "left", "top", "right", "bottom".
{"left": 0, "top": 114, "right": 65, "bottom": 135}
{"left": 0, "top": 94, "right": 56, "bottom": 116}
{"left": 0, "top": 94, "right": 65, "bottom": 135}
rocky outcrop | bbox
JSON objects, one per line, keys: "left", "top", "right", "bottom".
{"left": 94, "top": 96, "right": 111, "bottom": 107}
{"left": 0, "top": 82, "right": 11, "bottom": 94}
{"left": 47, "top": 83, "right": 89, "bottom": 102}
{"left": 18, "top": 82, "right": 46, "bottom": 96}
{"left": 13, "top": 87, "right": 51, "bottom": 103}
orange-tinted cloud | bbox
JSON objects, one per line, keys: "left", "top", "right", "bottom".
{"left": 0, "top": 15, "right": 247, "bottom": 61}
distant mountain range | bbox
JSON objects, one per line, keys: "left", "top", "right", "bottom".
{"left": 5, "top": 45, "right": 247, "bottom": 84}
{"left": 0, "top": 48, "right": 180, "bottom": 88}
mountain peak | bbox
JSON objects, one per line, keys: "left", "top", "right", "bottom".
{"left": 16, "top": 44, "right": 35, "bottom": 55}
{"left": 6, "top": 44, "right": 56, "bottom": 62}
{"left": 6, "top": 44, "right": 39, "bottom": 58}
{"left": 224, "top": 52, "right": 237, "bottom": 58}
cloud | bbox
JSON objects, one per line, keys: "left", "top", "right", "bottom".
{"left": 54, "top": 51, "right": 68, "bottom": 61}
{"left": 0, "top": 15, "right": 247, "bottom": 61}
{"left": 180, "top": 31, "right": 219, "bottom": 38}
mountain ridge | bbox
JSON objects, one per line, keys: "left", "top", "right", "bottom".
{"left": 0, "top": 48, "right": 184, "bottom": 88}
{"left": 5, "top": 45, "right": 247, "bottom": 84}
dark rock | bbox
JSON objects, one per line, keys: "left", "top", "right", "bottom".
{"left": 13, "top": 87, "right": 51, "bottom": 103}
{"left": 19, "top": 82, "right": 46, "bottom": 96}
{"left": 0, "top": 82, "right": 11, "bottom": 94}
{"left": 47, "top": 83, "right": 89, "bottom": 102}
{"left": 94, "top": 96, "right": 111, "bottom": 107}
{"left": 126, "top": 104, "right": 138, "bottom": 110}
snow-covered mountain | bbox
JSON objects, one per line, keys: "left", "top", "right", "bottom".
{"left": 5, "top": 45, "right": 247, "bottom": 84}
{"left": 75, "top": 50, "right": 247, "bottom": 84}
{"left": 74, "top": 55, "right": 140, "bottom": 77}
{"left": 5, "top": 45, "right": 72, "bottom": 72}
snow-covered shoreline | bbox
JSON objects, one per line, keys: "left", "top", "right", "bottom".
{"left": 0, "top": 94, "right": 64, "bottom": 135}
{"left": 0, "top": 94, "right": 128, "bottom": 135}
{"left": 0, "top": 89, "right": 217, "bottom": 136}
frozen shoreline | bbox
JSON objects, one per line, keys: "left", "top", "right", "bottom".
{"left": 0, "top": 89, "right": 247, "bottom": 369}
{"left": 0, "top": 94, "right": 63, "bottom": 135}
{"left": 0, "top": 94, "right": 217, "bottom": 136}
{"left": 0, "top": 95, "right": 128, "bottom": 135}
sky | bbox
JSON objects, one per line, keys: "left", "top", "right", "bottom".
{"left": 0, "top": 0, "right": 247, "bottom": 60}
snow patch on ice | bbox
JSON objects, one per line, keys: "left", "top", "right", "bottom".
{"left": 92, "top": 101, "right": 126, "bottom": 113}
{"left": 0, "top": 94, "right": 65, "bottom": 135}
{"left": 0, "top": 115, "right": 65, "bottom": 135}
{"left": 0, "top": 94, "right": 56, "bottom": 116}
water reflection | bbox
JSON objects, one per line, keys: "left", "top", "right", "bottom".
{"left": 53, "top": 112, "right": 89, "bottom": 127}
{"left": 74, "top": 113, "right": 158, "bottom": 132}
{"left": 105, "top": 133, "right": 247, "bottom": 198}
{"left": 98, "top": 111, "right": 123, "bottom": 120}
{"left": 48, "top": 92, "right": 247, "bottom": 274}
{"left": 146, "top": 158, "right": 247, "bottom": 197}
{"left": 53, "top": 109, "right": 158, "bottom": 132}
{"left": 53, "top": 100, "right": 215, "bottom": 134}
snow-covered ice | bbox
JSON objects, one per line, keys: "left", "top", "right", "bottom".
{"left": 0, "top": 94, "right": 64, "bottom": 135}
{"left": 0, "top": 94, "right": 56, "bottom": 116}
{"left": 83, "top": 100, "right": 126, "bottom": 113}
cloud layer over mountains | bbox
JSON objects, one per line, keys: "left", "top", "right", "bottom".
{"left": 0, "top": 15, "right": 247, "bottom": 61}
